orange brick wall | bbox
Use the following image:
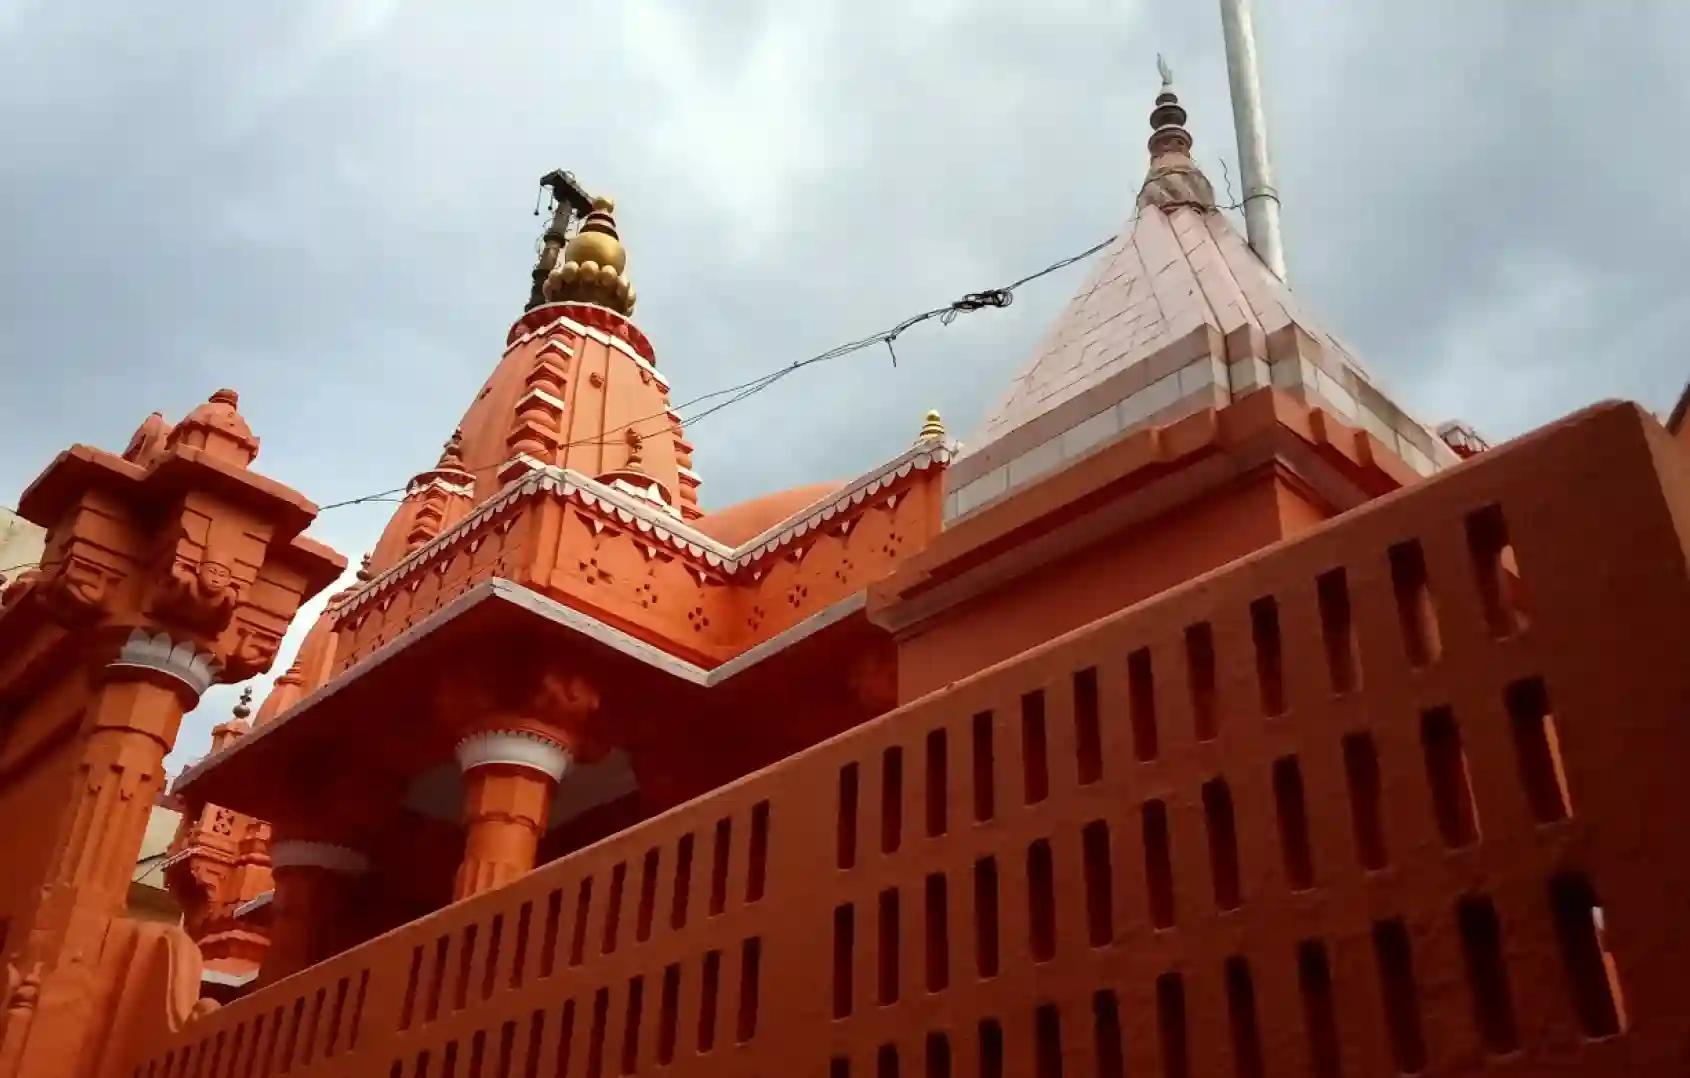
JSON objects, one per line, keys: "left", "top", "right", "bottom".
{"left": 125, "top": 403, "right": 1690, "bottom": 1077}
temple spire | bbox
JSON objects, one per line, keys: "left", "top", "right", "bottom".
{"left": 1137, "top": 58, "right": 1217, "bottom": 212}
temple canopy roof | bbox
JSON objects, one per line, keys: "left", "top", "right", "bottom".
{"left": 951, "top": 74, "right": 1455, "bottom": 520}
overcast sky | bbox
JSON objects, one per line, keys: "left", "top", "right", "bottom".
{"left": 2, "top": 1, "right": 1685, "bottom": 772}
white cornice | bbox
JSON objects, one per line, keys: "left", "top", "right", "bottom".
{"left": 338, "top": 440, "right": 954, "bottom": 618}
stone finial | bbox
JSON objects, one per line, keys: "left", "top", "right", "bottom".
{"left": 542, "top": 195, "right": 637, "bottom": 315}
{"left": 355, "top": 553, "right": 374, "bottom": 582}
{"left": 211, "top": 686, "right": 254, "bottom": 749}
{"left": 437, "top": 428, "right": 466, "bottom": 470}
{"left": 233, "top": 686, "right": 253, "bottom": 721}
{"left": 166, "top": 389, "right": 261, "bottom": 467}
{"left": 917, "top": 410, "right": 946, "bottom": 444}
{"left": 1137, "top": 63, "right": 1217, "bottom": 212}
{"left": 624, "top": 427, "right": 645, "bottom": 472}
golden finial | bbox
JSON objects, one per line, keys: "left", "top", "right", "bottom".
{"left": 356, "top": 553, "right": 374, "bottom": 582}
{"left": 543, "top": 193, "right": 636, "bottom": 315}
{"left": 917, "top": 409, "right": 946, "bottom": 443}
{"left": 233, "top": 686, "right": 253, "bottom": 721}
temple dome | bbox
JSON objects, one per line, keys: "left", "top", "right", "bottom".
{"left": 692, "top": 483, "right": 844, "bottom": 546}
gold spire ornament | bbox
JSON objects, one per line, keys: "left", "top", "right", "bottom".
{"left": 542, "top": 195, "right": 637, "bottom": 315}
{"left": 916, "top": 410, "right": 946, "bottom": 444}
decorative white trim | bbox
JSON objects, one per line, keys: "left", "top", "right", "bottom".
{"left": 233, "top": 891, "right": 273, "bottom": 919}
{"left": 107, "top": 628, "right": 220, "bottom": 698}
{"left": 202, "top": 968, "right": 259, "bottom": 988}
{"left": 455, "top": 729, "right": 572, "bottom": 780}
{"left": 270, "top": 840, "right": 369, "bottom": 874}
{"left": 337, "top": 440, "right": 955, "bottom": 616}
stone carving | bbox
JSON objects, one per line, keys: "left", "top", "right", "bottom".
{"left": 154, "top": 552, "right": 241, "bottom": 633}
{"left": 37, "top": 553, "right": 115, "bottom": 624}
{"left": 454, "top": 728, "right": 574, "bottom": 780}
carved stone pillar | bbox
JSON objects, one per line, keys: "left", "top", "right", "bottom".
{"left": 452, "top": 729, "right": 572, "bottom": 900}
{"left": 258, "top": 840, "right": 369, "bottom": 985}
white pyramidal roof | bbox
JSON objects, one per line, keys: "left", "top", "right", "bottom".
{"left": 947, "top": 86, "right": 1455, "bottom": 521}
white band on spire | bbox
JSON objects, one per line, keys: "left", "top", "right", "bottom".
{"left": 454, "top": 729, "right": 572, "bottom": 781}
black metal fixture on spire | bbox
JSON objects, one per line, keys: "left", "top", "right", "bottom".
{"left": 527, "top": 170, "right": 596, "bottom": 310}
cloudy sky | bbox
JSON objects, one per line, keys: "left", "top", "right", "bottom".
{"left": 2, "top": 1, "right": 1685, "bottom": 771}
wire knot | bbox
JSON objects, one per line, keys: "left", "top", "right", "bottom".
{"left": 941, "top": 289, "right": 1014, "bottom": 325}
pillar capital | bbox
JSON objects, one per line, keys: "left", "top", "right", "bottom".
{"left": 103, "top": 626, "right": 221, "bottom": 700}
{"left": 269, "top": 840, "right": 370, "bottom": 875}
{"left": 453, "top": 727, "right": 573, "bottom": 781}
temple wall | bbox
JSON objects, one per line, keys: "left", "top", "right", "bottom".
{"left": 122, "top": 402, "right": 1690, "bottom": 1077}
{"left": 0, "top": 667, "right": 92, "bottom": 955}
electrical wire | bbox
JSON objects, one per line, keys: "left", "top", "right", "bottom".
{"left": 316, "top": 232, "right": 1120, "bottom": 512}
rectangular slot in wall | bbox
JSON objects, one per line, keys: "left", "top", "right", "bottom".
{"left": 1372, "top": 919, "right": 1426, "bottom": 1073}
{"left": 925, "top": 872, "right": 949, "bottom": 993}
{"left": 636, "top": 850, "right": 658, "bottom": 943}
{"left": 1466, "top": 503, "right": 1529, "bottom": 637}
{"left": 1185, "top": 624, "right": 1217, "bottom": 741}
{"left": 555, "top": 1000, "right": 576, "bottom": 1078}
{"left": 1083, "top": 820, "right": 1114, "bottom": 946}
{"left": 1273, "top": 756, "right": 1315, "bottom": 890}
{"left": 1035, "top": 1003, "right": 1063, "bottom": 1078}
{"left": 1130, "top": 646, "right": 1160, "bottom": 758}
{"left": 1549, "top": 874, "right": 1625, "bottom": 1037}
{"left": 455, "top": 924, "right": 477, "bottom": 1011}
{"left": 1297, "top": 940, "right": 1342, "bottom": 1078}
{"left": 601, "top": 863, "right": 625, "bottom": 956}
{"left": 973, "top": 712, "right": 996, "bottom": 822}
{"left": 539, "top": 890, "right": 561, "bottom": 982}
{"left": 1225, "top": 956, "right": 1265, "bottom": 1078}
{"left": 926, "top": 728, "right": 949, "bottom": 836}
{"left": 1250, "top": 596, "right": 1286, "bottom": 717}
{"left": 587, "top": 987, "right": 608, "bottom": 1078}
{"left": 882, "top": 747, "right": 904, "bottom": 853}
{"left": 481, "top": 914, "right": 504, "bottom": 1002}
{"left": 621, "top": 975, "right": 643, "bottom": 1075}
{"left": 697, "top": 950, "right": 720, "bottom": 1053}
{"left": 974, "top": 856, "right": 1000, "bottom": 978}
{"left": 658, "top": 963, "right": 679, "bottom": 1065}
{"left": 1457, "top": 895, "right": 1519, "bottom": 1054}
{"left": 1316, "top": 568, "right": 1358, "bottom": 694}
{"left": 570, "top": 879, "right": 592, "bottom": 967}
{"left": 671, "top": 834, "right": 693, "bottom": 931}
{"left": 1204, "top": 779, "right": 1243, "bottom": 911}
{"left": 1093, "top": 990, "right": 1124, "bottom": 1078}
{"left": 1073, "top": 667, "right": 1102, "bottom": 785}
{"left": 1342, "top": 732, "right": 1388, "bottom": 870}
{"left": 1506, "top": 677, "right": 1572, "bottom": 822}
{"left": 1022, "top": 690, "right": 1050, "bottom": 804}
{"left": 838, "top": 764, "right": 860, "bottom": 870}
{"left": 878, "top": 888, "right": 901, "bottom": 1005}
{"left": 1389, "top": 540, "right": 1442, "bottom": 667}
{"left": 926, "top": 1032, "right": 952, "bottom": 1078}
{"left": 736, "top": 937, "right": 761, "bottom": 1043}
{"left": 978, "top": 1018, "right": 1005, "bottom": 1078}
{"left": 1157, "top": 972, "right": 1190, "bottom": 1078}
{"left": 833, "top": 904, "right": 854, "bottom": 1019}
{"left": 710, "top": 817, "right": 731, "bottom": 916}
{"left": 1027, "top": 838, "right": 1056, "bottom": 962}
{"left": 877, "top": 1044, "right": 899, "bottom": 1078}
{"left": 747, "top": 800, "right": 770, "bottom": 901}
{"left": 1143, "top": 799, "right": 1175, "bottom": 928}
{"left": 511, "top": 902, "right": 531, "bottom": 989}
{"left": 1421, "top": 707, "right": 1481, "bottom": 848}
